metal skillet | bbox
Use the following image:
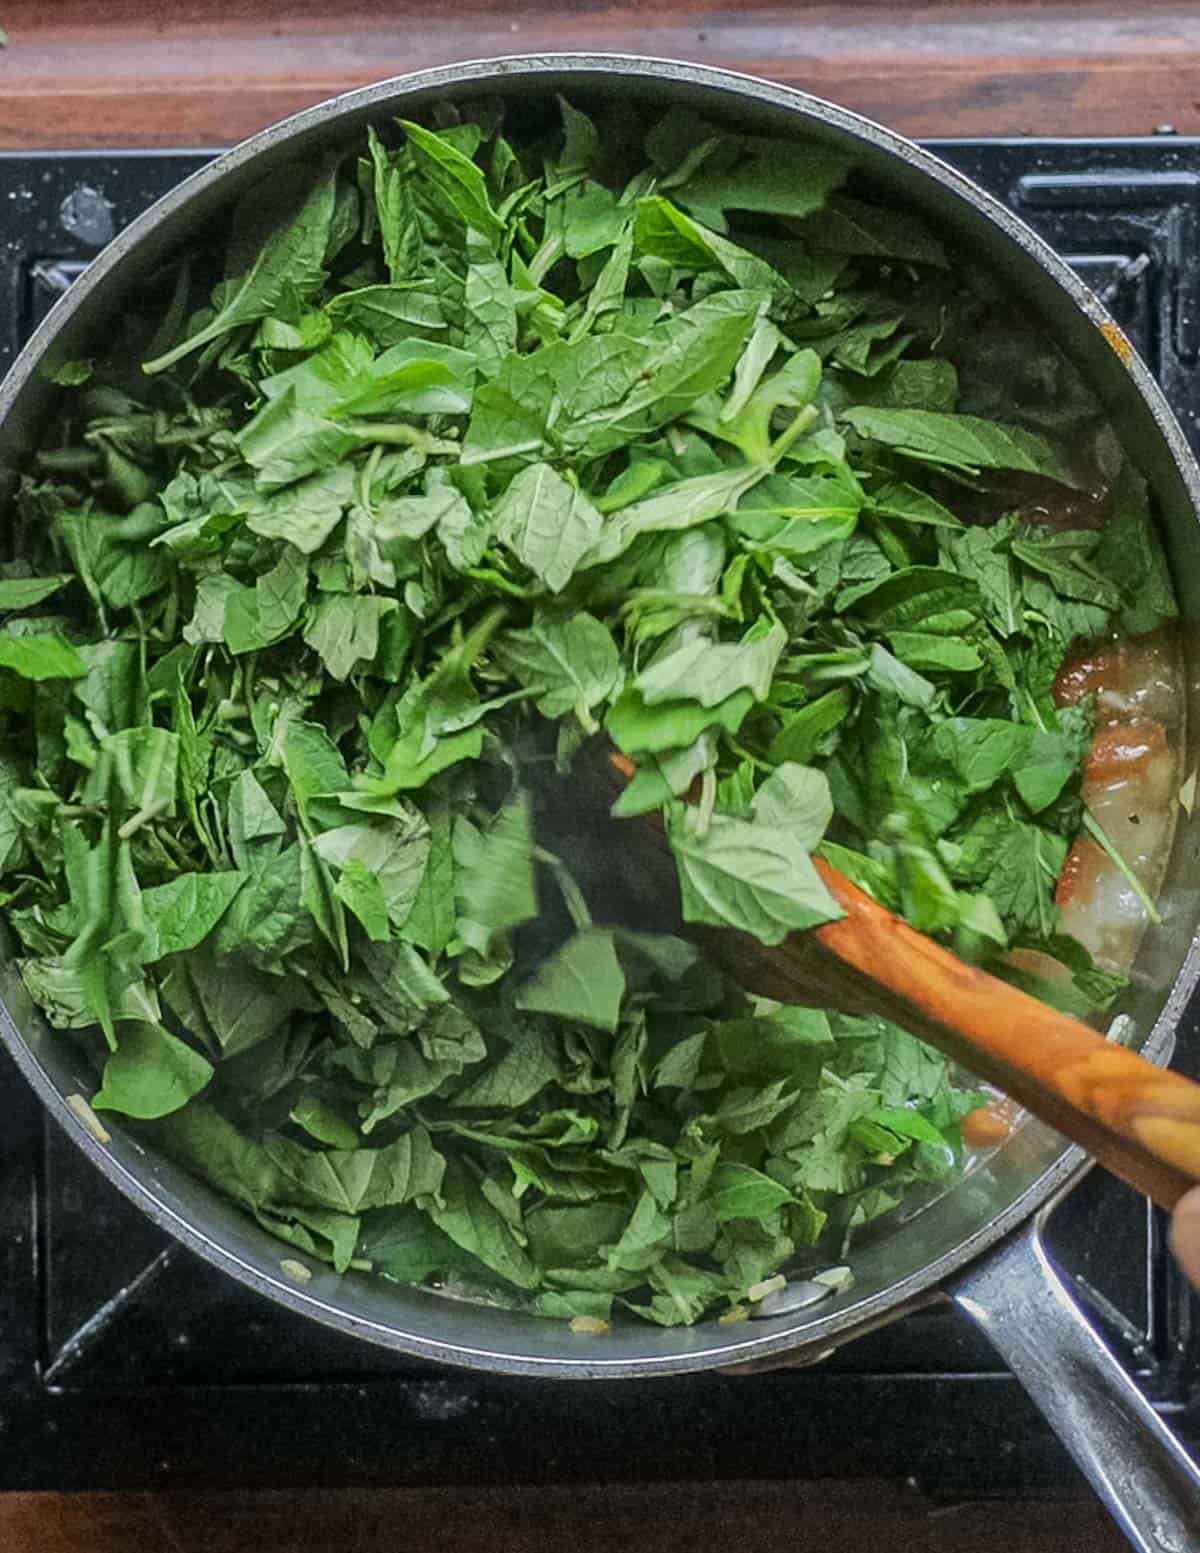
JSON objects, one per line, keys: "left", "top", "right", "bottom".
{"left": 1, "top": 55, "right": 1200, "bottom": 1548}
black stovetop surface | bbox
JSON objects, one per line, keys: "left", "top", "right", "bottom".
{"left": 1, "top": 137, "right": 1200, "bottom": 1500}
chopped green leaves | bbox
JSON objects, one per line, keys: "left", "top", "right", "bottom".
{"left": 494, "top": 610, "right": 619, "bottom": 726}
{"left": 635, "top": 618, "right": 786, "bottom": 708}
{"left": 667, "top": 803, "right": 842, "bottom": 945}
{"left": 842, "top": 406, "right": 1083, "bottom": 487}
{"left": 493, "top": 463, "right": 602, "bottom": 592}
{"left": 6, "top": 94, "right": 1174, "bottom": 1334}
{"left": 303, "top": 593, "right": 398, "bottom": 679}
{"left": 143, "top": 162, "right": 339, "bottom": 374}
{"left": 139, "top": 871, "right": 246, "bottom": 961}
{"left": 0, "top": 632, "right": 87, "bottom": 680}
{"left": 93, "top": 1023, "right": 214, "bottom": 1119}
{"left": 516, "top": 928, "right": 626, "bottom": 1032}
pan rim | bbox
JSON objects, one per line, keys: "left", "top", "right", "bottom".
{"left": 2, "top": 51, "right": 1198, "bottom": 1377}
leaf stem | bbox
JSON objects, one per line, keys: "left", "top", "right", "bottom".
{"left": 337, "top": 420, "right": 458, "bottom": 453}
{"left": 117, "top": 799, "right": 169, "bottom": 840}
{"left": 769, "top": 403, "right": 820, "bottom": 464}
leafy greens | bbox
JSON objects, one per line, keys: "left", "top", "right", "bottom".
{"left": 1, "top": 94, "right": 1175, "bottom": 1326}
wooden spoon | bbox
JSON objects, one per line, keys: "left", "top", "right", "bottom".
{"left": 607, "top": 752, "right": 1200, "bottom": 1209}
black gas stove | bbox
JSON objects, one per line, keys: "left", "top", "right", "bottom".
{"left": 1, "top": 138, "right": 1199, "bottom": 1501}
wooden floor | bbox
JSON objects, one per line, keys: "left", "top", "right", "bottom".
{"left": 0, "top": 1481, "right": 1128, "bottom": 1553}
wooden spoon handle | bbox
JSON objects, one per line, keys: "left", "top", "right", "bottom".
{"left": 806, "top": 860, "right": 1200, "bottom": 1210}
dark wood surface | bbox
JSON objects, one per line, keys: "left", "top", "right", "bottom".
{"left": 1, "top": 0, "right": 1200, "bottom": 148}
{"left": 0, "top": 1481, "right": 1128, "bottom": 1552}
{"left": 0, "top": 2, "right": 1181, "bottom": 1546}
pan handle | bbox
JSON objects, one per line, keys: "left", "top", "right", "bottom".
{"left": 950, "top": 1210, "right": 1200, "bottom": 1550}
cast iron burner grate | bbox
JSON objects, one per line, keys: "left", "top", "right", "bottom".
{"left": 0, "top": 139, "right": 1199, "bottom": 1498}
